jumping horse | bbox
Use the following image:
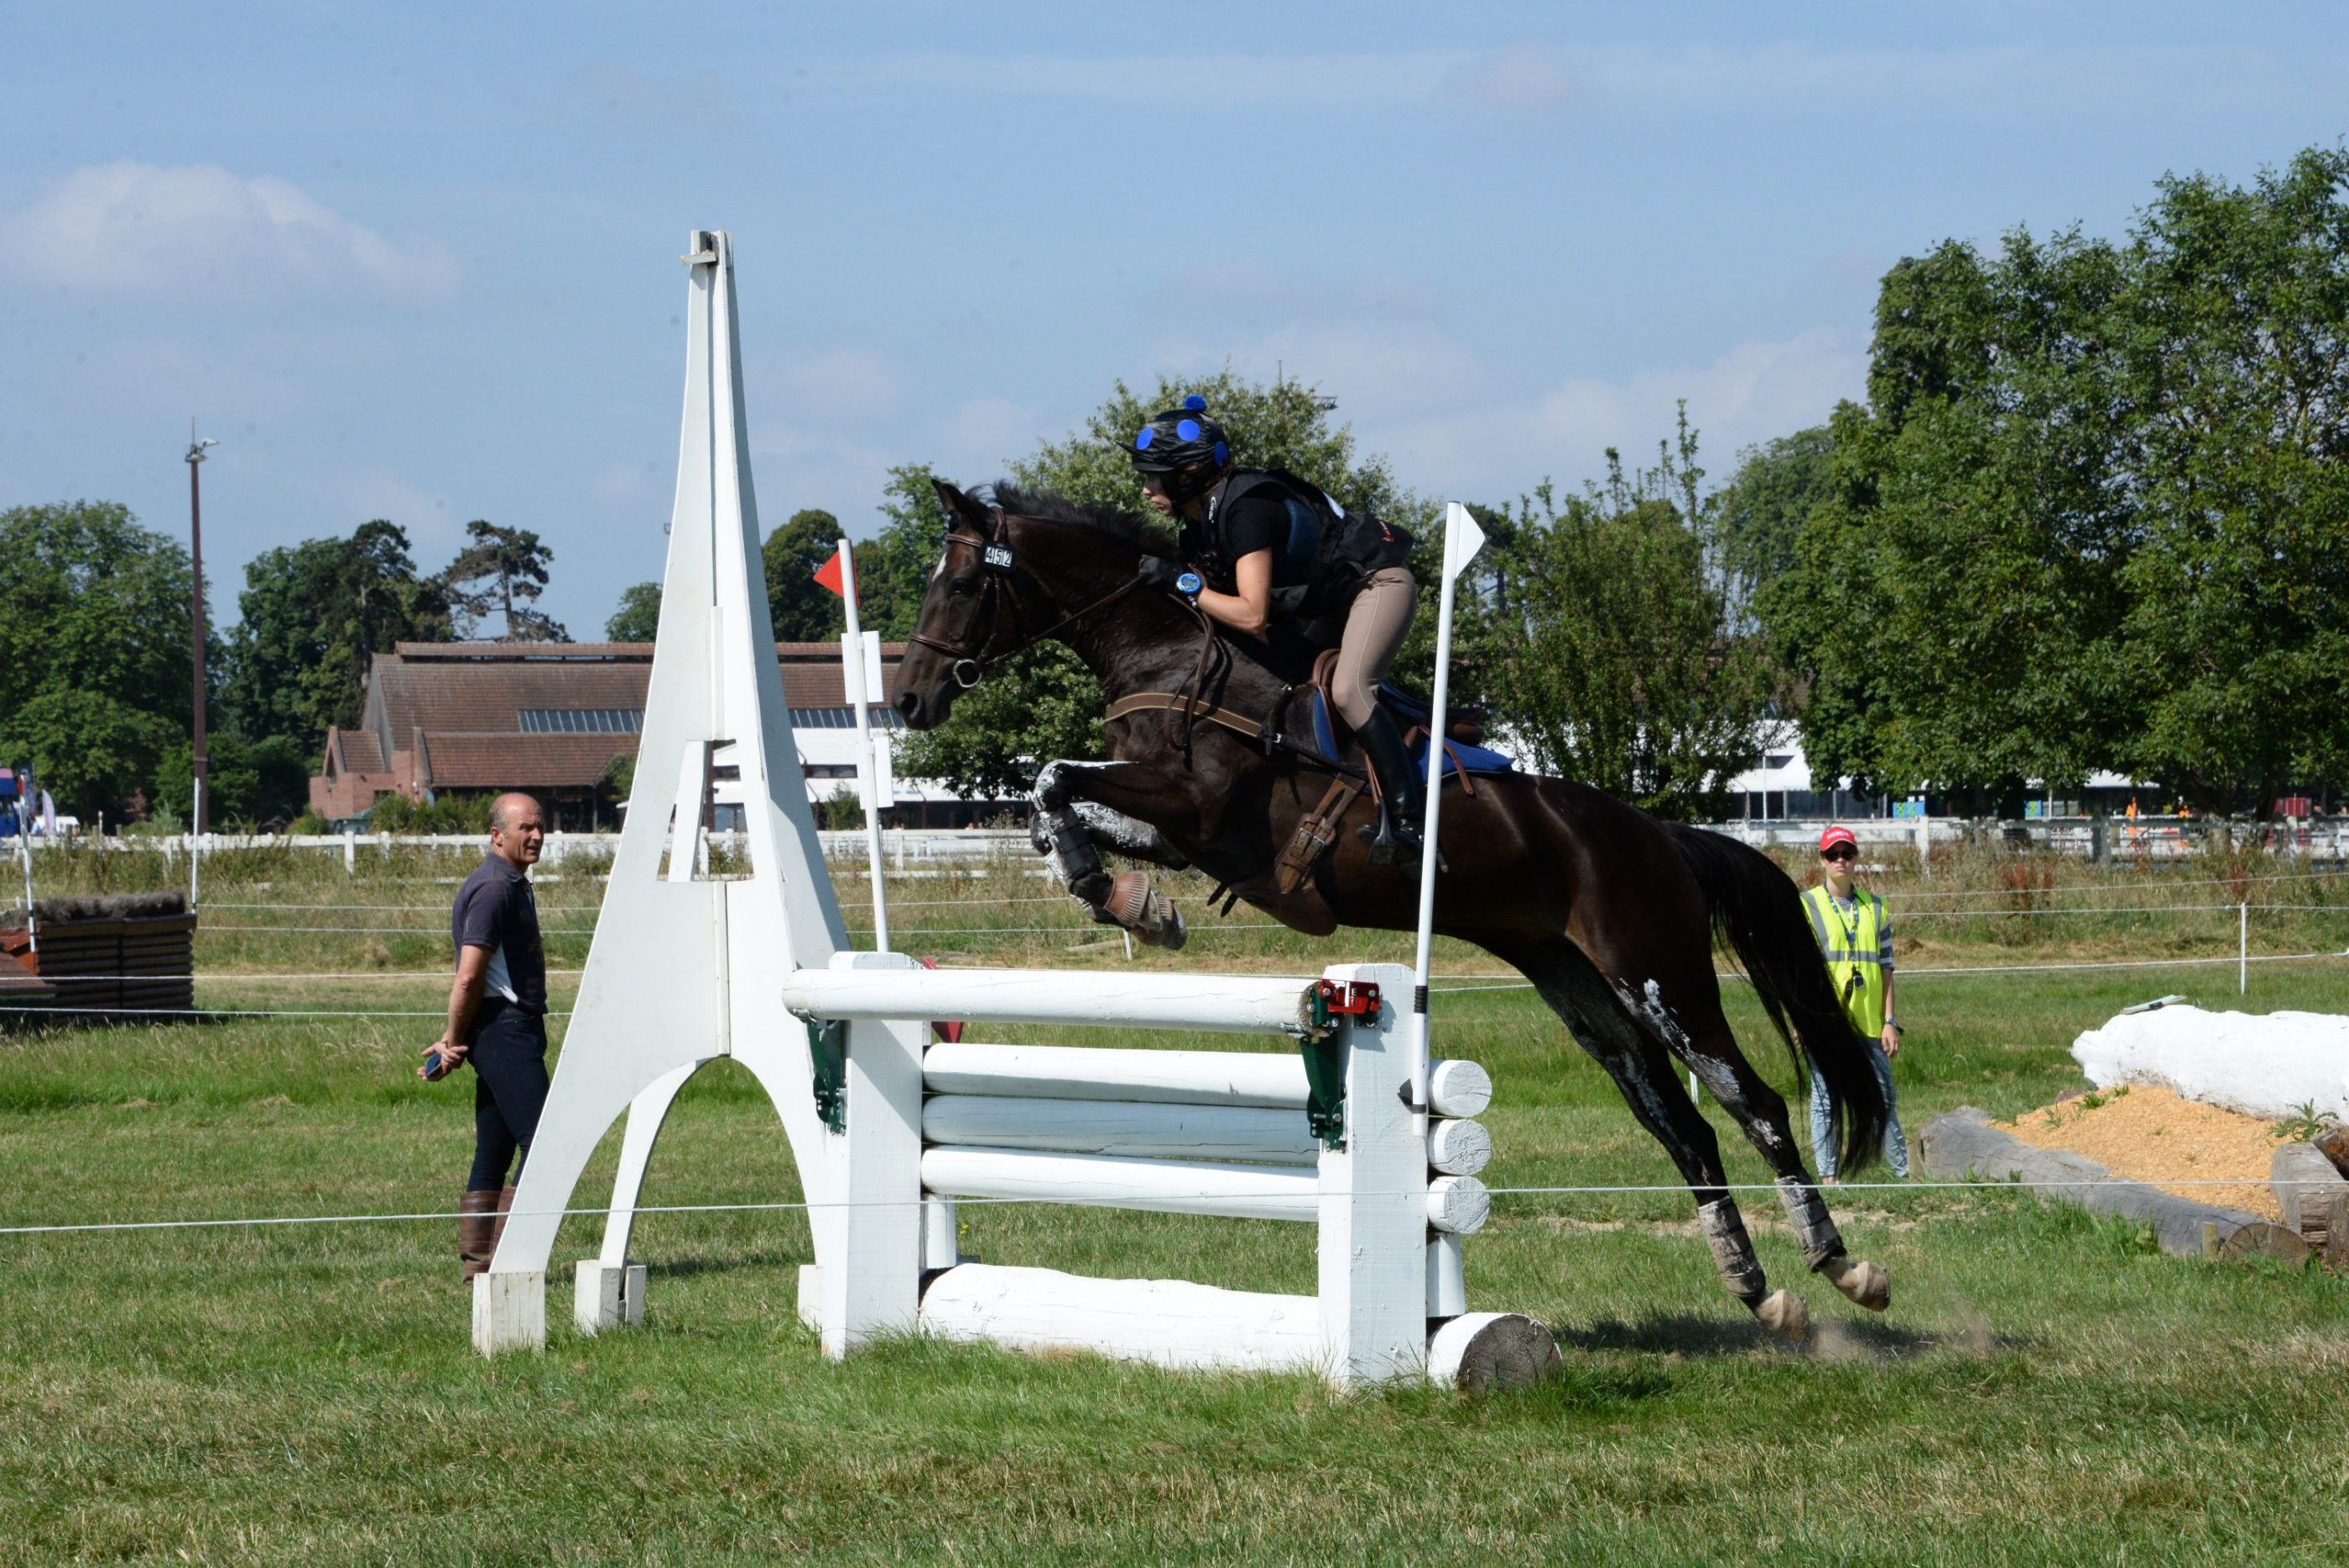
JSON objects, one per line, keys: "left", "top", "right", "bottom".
{"left": 890, "top": 481, "right": 1893, "bottom": 1339}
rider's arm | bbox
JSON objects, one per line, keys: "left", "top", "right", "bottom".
{"left": 1195, "top": 549, "right": 1272, "bottom": 638}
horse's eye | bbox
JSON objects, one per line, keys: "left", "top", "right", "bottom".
{"left": 947, "top": 577, "right": 977, "bottom": 598}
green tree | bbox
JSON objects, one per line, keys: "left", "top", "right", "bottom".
{"left": 223, "top": 519, "right": 452, "bottom": 760}
{"left": 0, "top": 502, "right": 199, "bottom": 820}
{"left": 605, "top": 581, "right": 661, "bottom": 642}
{"left": 763, "top": 508, "right": 846, "bottom": 643}
{"left": 1490, "top": 424, "right": 1774, "bottom": 819}
{"left": 440, "top": 520, "right": 567, "bottom": 642}
{"left": 1763, "top": 148, "right": 2349, "bottom": 815}
{"left": 1714, "top": 425, "right": 1835, "bottom": 628}
{"left": 159, "top": 733, "right": 310, "bottom": 828}
{"left": 857, "top": 465, "right": 956, "bottom": 639}
{"left": 2110, "top": 148, "right": 2349, "bottom": 810}
{"left": 895, "top": 373, "right": 1432, "bottom": 798}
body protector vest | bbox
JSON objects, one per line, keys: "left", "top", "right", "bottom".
{"left": 1183, "top": 468, "right": 1414, "bottom": 625}
{"left": 1801, "top": 883, "right": 1889, "bottom": 1039}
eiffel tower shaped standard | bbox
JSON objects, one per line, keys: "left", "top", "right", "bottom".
{"left": 472, "top": 231, "right": 925, "bottom": 1355}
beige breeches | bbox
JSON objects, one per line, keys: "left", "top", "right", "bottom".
{"left": 1331, "top": 567, "right": 1417, "bottom": 730}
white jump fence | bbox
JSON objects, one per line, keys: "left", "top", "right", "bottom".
{"left": 772, "top": 957, "right": 1554, "bottom": 1390}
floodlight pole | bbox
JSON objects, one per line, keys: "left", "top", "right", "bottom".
{"left": 185, "top": 424, "right": 216, "bottom": 834}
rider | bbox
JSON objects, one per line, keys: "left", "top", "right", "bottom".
{"left": 1127, "top": 396, "right": 1425, "bottom": 865}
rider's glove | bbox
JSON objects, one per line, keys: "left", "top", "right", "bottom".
{"left": 1136, "top": 555, "right": 1186, "bottom": 591}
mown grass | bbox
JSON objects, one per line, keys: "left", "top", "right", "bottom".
{"left": 1, "top": 849, "right": 2346, "bottom": 1562}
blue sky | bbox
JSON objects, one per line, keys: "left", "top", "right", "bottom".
{"left": 6, "top": 4, "right": 2346, "bottom": 638}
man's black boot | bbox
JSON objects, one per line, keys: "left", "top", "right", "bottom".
{"left": 1352, "top": 707, "right": 1425, "bottom": 869}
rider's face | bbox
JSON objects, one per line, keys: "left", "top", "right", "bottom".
{"left": 1138, "top": 471, "right": 1174, "bottom": 515}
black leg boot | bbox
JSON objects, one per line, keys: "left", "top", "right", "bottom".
{"left": 1352, "top": 708, "right": 1425, "bottom": 869}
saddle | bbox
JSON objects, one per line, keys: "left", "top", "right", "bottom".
{"left": 1273, "top": 652, "right": 1513, "bottom": 893}
{"left": 1097, "top": 653, "right": 1514, "bottom": 896}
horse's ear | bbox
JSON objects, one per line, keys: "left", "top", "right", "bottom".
{"left": 930, "top": 478, "right": 989, "bottom": 529}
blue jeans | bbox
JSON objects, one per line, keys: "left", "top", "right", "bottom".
{"left": 1808, "top": 1041, "right": 1909, "bottom": 1180}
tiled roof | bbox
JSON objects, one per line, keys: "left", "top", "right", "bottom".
{"left": 329, "top": 728, "right": 386, "bottom": 773}
{"left": 419, "top": 732, "right": 644, "bottom": 789}
{"left": 369, "top": 642, "right": 904, "bottom": 737}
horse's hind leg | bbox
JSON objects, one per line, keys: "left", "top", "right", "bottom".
{"left": 1648, "top": 990, "right": 1891, "bottom": 1314}
{"left": 1513, "top": 942, "right": 1810, "bottom": 1341}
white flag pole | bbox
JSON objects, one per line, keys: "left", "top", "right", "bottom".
{"left": 836, "top": 540, "right": 891, "bottom": 952}
{"left": 1411, "top": 503, "right": 1485, "bottom": 1080}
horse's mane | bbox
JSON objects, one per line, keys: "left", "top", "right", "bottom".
{"left": 992, "top": 484, "right": 1174, "bottom": 559}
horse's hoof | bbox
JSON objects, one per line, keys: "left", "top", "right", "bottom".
{"left": 1107, "top": 873, "right": 1185, "bottom": 950}
{"left": 1753, "top": 1289, "right": 1810, "bottom": 1343}
{"left": 1821, "top": 1256, "right": 1890, "bottom": 1312}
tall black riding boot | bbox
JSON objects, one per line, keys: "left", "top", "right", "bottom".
{"left": 1352, "top": 708, "right": 1425, "bottom": 869}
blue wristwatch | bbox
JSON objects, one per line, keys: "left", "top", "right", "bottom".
{"left": 1174, "top": 571, "right": 1203, "bottom": 600}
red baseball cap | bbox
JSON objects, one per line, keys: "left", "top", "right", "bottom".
{"left": 1818, "top": 825, "right": 1857, "bottom": 853}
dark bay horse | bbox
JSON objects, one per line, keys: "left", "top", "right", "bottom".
{"left": 890, "top": 480, "right": 1893, "bottom": 1339}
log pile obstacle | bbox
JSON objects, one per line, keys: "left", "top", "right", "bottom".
{"left": 469, "top": 230, "right": 1560, "bottom": 1391}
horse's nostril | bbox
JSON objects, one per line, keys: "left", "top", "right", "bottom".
{"left": 893, "top": 690, "right": 919, "bottom": 720}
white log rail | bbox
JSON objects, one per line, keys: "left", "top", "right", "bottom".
{"left": 786, "top": 966, "right": 1317, "bottom": 1035}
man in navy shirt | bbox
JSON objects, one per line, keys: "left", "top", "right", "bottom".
{"left": 422, "top": 793, "right": 549, "bottom": 1279}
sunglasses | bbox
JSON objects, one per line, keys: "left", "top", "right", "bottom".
{"left": 1820, "top": 847, "right": 1857, "bottom": 862}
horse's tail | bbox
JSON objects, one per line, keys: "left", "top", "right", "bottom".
{"left": 1664, "top": 821, "right": 1888, "bottom": 1174}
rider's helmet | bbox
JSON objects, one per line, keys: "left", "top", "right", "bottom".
{"left": 1128, "top": 394, "right": 1231, "bottom": 505}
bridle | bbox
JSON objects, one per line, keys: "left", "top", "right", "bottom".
{"left": 908, "top": 507, "right": 1158, "bottom": 690}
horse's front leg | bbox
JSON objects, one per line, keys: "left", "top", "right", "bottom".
{"left": 1030, "top": 759, "right": 1196, "bottom": 948}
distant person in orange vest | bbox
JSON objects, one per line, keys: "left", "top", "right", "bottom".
{"left": 1801, "top": 825, "right": 1908, "bottom": 1185}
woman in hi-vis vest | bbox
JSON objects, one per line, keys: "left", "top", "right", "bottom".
{"left": 1801, "top": 824, "right": 1910, "bottom": 1183}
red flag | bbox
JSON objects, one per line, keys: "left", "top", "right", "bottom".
{"left": 812, "top": 544, "right": 848, "bottom": 600}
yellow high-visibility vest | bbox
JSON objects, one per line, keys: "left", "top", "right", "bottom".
{"left": 1802, "top": 883, "right": 1888, "bottom": 1038}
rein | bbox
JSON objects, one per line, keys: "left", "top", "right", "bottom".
{"left": 906, "top": 511, "right": 1150, "bottom": 689}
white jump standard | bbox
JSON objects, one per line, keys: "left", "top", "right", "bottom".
{"left": 471, "top": 230, "right": 1559, "bottom": 1392}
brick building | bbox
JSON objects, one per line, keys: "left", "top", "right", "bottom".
{"left": 310, "top": 640, "right": 987, "bottom": 829}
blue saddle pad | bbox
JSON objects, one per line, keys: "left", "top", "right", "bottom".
{"left": 1409, "top": 731, "right": 1516, "bottom": 785}
{"left": 1301, "top": 689, "right": 1514, "bottom": 784}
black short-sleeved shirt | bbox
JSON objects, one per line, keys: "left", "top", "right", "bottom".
{"left": 1180, "top": 489, "right": 1311, "bottom": 598}
{"left": 451, "top": 854, "right": 546, "bottom": 1018}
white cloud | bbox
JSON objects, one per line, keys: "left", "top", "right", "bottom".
{"left": 1380, "top": 327, "right": 1867, "bottom": 499}
{"left": 0, "top": 162, "right": 458, "bottom": 302}
{"left": 1440, "top": 42, "right": 1585, "bottom": 112}
{"left": 856, "top": 51, "right": 1461, "bottom": 107}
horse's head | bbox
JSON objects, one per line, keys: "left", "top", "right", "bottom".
{"left": 891, "top": 479, "right": 1161, "bottom": 730}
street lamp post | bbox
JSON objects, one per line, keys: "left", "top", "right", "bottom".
{"left": 185, "top": 424, "right": 217, "bottom": 834}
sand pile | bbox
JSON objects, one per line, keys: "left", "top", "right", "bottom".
{"left": 1997, "top": 1083, "right": 2294, "bottom": 1223}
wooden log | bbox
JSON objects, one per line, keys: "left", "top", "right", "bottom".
{"left": 791, "top": 966, "right": 1315, "bottom": 1035}
{"left": 924, "top": 1043, "right": 1307, "bottom": 1108}
{"left": 2218, "top": 1222, "right": 2311, "bottom": 1266}
{"left": 1426, "top": 1118, "right": 1491, "bottom": 1176}
{"left": 919, "top": 1263, "right": 1327, "bottom": 1375}
{"left": 1427, "top": 1058, "right": 1492, "bottom": 1118}
{"left": 2315, "top": 1125, "right": 2349, "bottom": 1180}
{"left": 919, "top": 1147, "right": 1487, "bottom": 1232}
{"left": 921, "top": 1095, "right": 1320, "bottom": 1165}
{"left": 1917, "top": 1107, "right": 2266, "bottom": 1258}
{"left": 921, "top": 1146, "right": 1317, "bottom": 1222}
{"left": 2272, "top": 1143, "right": 2348, "bottom": 1243}
{"left": 1428, "top": 1312, "right": 1562, "bottom": 1393}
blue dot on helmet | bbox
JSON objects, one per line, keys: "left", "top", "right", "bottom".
{"left": 1176, "top": 419, "right": 1201, "bottom": 441}
{"left": 1183, "top": 394, "right": 1206, "bottom": 412}
{"left": 1134, "top": 427, "right": 1154, "bottom": 450}
{"left": 1213, "top": 441, "right": 1228, "bottom": 464}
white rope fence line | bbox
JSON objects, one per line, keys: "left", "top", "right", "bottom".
{"left": 6, "top": 950, "right": 2344, "bottom": 1018}
{"left": 199, "top": 894, "right": 1080, "bottom": 913}
{"left": 1901, "top": 902, "right": 2346, "bottom": 919}
{"left": 1430, "top": 948, "right": 2349, "bottom": 994}
{"left": 0, "top": 1175, "right": 2336, "bottom": 1241}
{"left": 1880, "top": 867, "right": 2349, "bottom": 902}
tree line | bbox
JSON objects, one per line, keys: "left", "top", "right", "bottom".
{"left": 6, "top": 143, "right": 2341, "bottom": 827}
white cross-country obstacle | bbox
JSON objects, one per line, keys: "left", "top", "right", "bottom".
{"left": 472, "top": 231, "right": 1562, "bottom": 1392}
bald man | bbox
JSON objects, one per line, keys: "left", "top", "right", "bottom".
{"left": 423, "top": 792, "right": 549, "bottom": 1279}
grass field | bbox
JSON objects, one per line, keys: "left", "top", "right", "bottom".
{"left": 3, "top": 845, "right": 2347, "bottom": 1563}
